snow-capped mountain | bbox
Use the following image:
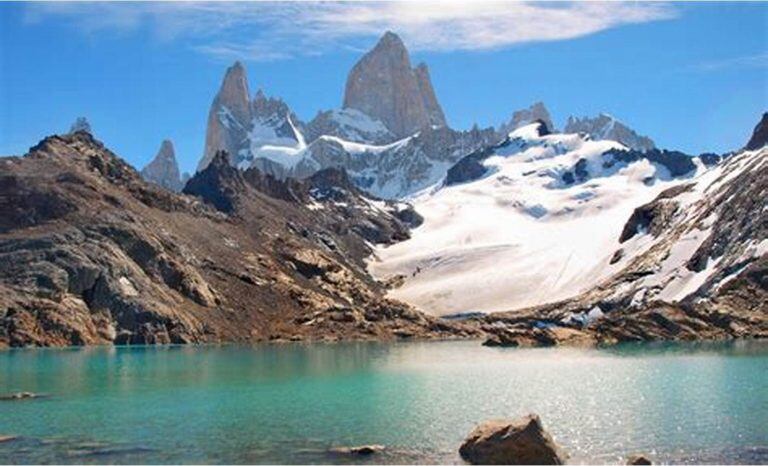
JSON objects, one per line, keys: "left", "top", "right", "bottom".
{"left": 140, "top": 139, "right": 184, "bottom": 192}
{"left": 564, "top": 113, "right": 655, "bottom": 152}
{"left": 197, "top": 32, "right": 499, "bottom": 198}
{"left": 368, "top": 121, "right": 714, "bottom": 315}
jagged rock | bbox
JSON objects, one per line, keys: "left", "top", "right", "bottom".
{"left": 141, "top": 140, "right": 183, "bottom": 192}
{"left": 459, "top": 414, "right": 567, "bottom": 465}
{"left": 745, "top": 112, "right": 768, "bottom": 150}
{"left": 68, "top": 117, "right": 92, "bottom": 134}
{"left": 627, "top": 454, "right": 653, "bottom": 465}
{"left": 565, "top": 113, "right": 655, "bottom": 151}
{"left": 304, "top": 108, "right": 393, "bottom": 145}
{"left": 498, "top": 102, "right": 554, "bottom": 136}
{"left": 343, "top": 31, "right": 446, "bottom": 138}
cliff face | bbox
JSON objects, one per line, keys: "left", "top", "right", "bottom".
{"left": 343, "top": 32, "right": 447, "bottom": 138}
{"left": 0, "top": 133, "right": 478, "bottom": 347}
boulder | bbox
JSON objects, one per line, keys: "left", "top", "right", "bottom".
{"left": 459, "top": 414, "right": 566, "bottom": 465}
{"left": 627, "top": 454, "right": 652, "bottom": 465}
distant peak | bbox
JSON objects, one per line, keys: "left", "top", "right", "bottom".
{"left": 68, "top": 116, "right": 92, "bottom": 135}
{"left": 745, "top": 112, "right": 768, "bottom": 150}
{"left": 373, "top": 30, "right": 407, "bottom": 53}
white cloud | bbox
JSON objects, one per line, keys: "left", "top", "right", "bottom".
{"left": 23, "top": 1, "right": 678, "bottom": 61}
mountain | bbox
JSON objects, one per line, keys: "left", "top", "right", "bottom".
{"left": 0, "top": 132, "right": 477, "bottom": 347}
{"left": 497, "top": 102, "right": 555, "bottom": 136}
{"left": 140, "top": 139, "right": 183, "bottom": 192}
{"left": 369, "top": 121, "right": 710, "bottom": 315}
{"left": 343, "top": 31, "right": 447, "bottom": 138}
{"left": 198, "top": 62, "right": 304, "bottom": 171}
{"left": 745, "top": 112, "right": 768, "bottom": 150}
{"left": 564, "top": 113, "right": 655, "bottom": 152}
{"left": 68, "top": 117, "right": 92, "bottom": 134}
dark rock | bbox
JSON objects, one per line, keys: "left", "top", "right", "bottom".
{"left": 459, "top": 414, "right": 567, "bottom": 465}
{"left": 627, "top": 454, "right": 653, "bottom": 465}
{"left": 328, "top": 444, "right": 385, "bottom": 456}
{"left": 745, "top": 112, "right": 768, "bottom": 150}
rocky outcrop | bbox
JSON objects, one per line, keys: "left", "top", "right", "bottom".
{"left": 0, "top": 132, "right": 480, "bottom": 348}
{"left": 459, "top": 415, "right": 566, "bottom": 465}
{"left": 141, "top": 140, "right": 183, "bottom": 192}
{"left": 498, "top": 102, "right": 554, "bottom": 136}
{"left": 343, "top": 31, "right": 447, "bottom": 138}
{"left": 565, "top": 113, "right": 655, "bottom": 152}
{"left": 68, "top": 117, "right": 92, "bottom": 135}
{"left": 745, "top": 112, "right": 768, "bottom": 150}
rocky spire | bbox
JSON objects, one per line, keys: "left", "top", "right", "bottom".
{"left": 343, "top": 31, "right": 447, "bottom": 138}
{"left": 69, "top": 117, "right": 92, "bottom": 135}
{"left": 141, "top": 139, "right": 183, "bottom": 192}
{"left": 498, "top": 102, "right": 554, "bottom": 137}
{"left": 199, "top": 61, "right": 253, "bottom": 171}
{"left": 745, "top": 112, "right": 768, "bottom": 151}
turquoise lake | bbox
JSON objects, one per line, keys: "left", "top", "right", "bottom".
{"left": 1, "top": 340, "right": 767, "bottom": 464}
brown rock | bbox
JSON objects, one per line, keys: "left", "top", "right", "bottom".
{"left": 459, "top": 414, "right": 566, "bottom": 465}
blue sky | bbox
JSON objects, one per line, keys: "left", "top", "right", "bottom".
{"left": 1, "top": 2, "right": 766, "bottom": 173}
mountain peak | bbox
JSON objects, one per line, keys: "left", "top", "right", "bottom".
{"left": 499, "top": 102, "right": 554, "bottom": 136}
{"left": 564, "top": 113, "right": 655, "bottom": 152}
{"left": 342, "top": 32, "right": 446, "bottom": 137}
{"left": 745, "top": 112, "right": 768, "bottom": 150}
{"left": 140, "top": 139, "right": 183, "bottom": 192}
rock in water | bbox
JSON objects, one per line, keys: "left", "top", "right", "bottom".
{"left": 140, "top": 140, "right": 183, "bottom": 192}
{"left": 627, "top": 454, "right": 653, "bottom": 465}
{"left": 328, "top": 444, "right": 385, "bottom": 456}
{"left": 459, "top": 414, "right": 566, "bottom": 465}
{"left": 343, "top": 31, "right": 446, "bottom": 138}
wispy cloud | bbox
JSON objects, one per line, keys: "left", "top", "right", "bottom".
{"left": 692, "top": 52, "right": 768, "bottom": 72}
{"left": 24, "top": 1, "right": 678, "bottom": 61}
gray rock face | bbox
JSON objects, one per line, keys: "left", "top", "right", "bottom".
{"left": 498, "top": 102, "right": 555, "bottom": 136}
{"left": 141, "top": 140, "right": 183, "bottom": 192}
{"left": 459, "top": 414, "right": 567, "bottom": 465}
{"left": 343, "top": 31, "right": 447, "bottom": 138}
{"left": 564, "top": 113, "right": 655, "bottom": 152}
{"left": 68, "top": 117, "right": 92, "bottom": 135}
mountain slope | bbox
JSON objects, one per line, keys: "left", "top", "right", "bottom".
{"left": 0, "top": 133, "right": 477, "bottom": 347}
{"left": 369, "top": 122, "right": 706, "bottom": 315}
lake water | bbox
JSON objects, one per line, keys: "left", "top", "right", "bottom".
{"left": 1, "top": 340, "right": 767, "bottom": 464}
